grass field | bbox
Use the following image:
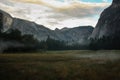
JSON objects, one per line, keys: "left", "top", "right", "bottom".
{"left": 0, "top": 50, "right": 120, "bottom": 80}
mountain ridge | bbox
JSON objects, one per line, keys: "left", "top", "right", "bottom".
{"left": 0, "top": 9, "right": 94, "bottom": 45}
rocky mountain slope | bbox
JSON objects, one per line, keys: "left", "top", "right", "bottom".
{"left": 0, "top": 9, "right": 94, "bottom": 45}
{"left": 0, "top": 9, "right": 13, "bottom": 32}
{"left": 90, "top": 0, "right": 120, "bottom": 39}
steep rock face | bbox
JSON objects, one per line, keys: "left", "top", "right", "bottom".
{"left": 112, "top": 0, "right": 120, "bottom": 3}
{"left": 0, "top": 10, "right": 13, "bottom": 32}
{"left": 90, "top": 0, "right": 120, "bottom": 39}
{"left": 11, "top": 18, "right": 54, "bottom": 41}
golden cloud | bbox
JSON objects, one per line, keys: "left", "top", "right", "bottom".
{"left": 1, "top": 0, "right": 110, "bottom": 29}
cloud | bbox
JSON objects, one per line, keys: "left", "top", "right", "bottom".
{"left": 0, "top": 0, "right": 111, "bottom": 29}
{"left": 52, "top": 2, "right": 109, "bottom": 18}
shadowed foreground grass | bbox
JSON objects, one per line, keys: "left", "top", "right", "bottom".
{"left": 0, "top": 50, "right": 120, "bottom": 80}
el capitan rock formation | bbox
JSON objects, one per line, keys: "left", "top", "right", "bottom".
{"left": 90, "top": 0, "right": 120, "bottom": 39}
{"left": 89, "top": 0, "right": 120, "bottom": 50}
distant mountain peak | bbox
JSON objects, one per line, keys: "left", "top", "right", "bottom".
{"left": 59, "top": 27, "right": 69, "bottom": 31}
{"left": 55, "top": 28, "right": 60, "bottom": 31}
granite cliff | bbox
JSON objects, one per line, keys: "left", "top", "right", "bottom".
{"left": 90, "top": 0, "right": 120, "bottom": 39}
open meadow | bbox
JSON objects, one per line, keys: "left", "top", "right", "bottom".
{"left": 0, "top": 50, "right": 120, "bottom": 80}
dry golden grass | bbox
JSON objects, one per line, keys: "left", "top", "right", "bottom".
{"left": 0, "top": 50, "right": 120, "bottom": 80}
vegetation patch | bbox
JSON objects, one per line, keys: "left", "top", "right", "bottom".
{"left": 0, "top": 50, "right": 120, "bottom": 80}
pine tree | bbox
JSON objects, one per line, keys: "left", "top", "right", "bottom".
{"left": 0, "top": 13, "right": 3, "bottom": 33}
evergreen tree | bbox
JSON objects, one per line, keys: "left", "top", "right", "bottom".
{"left": 0, "top": 13, "right": 3, "bottom": 32}
{"left": 89, "top": 36, "right": 120, "bottom": 50}
{"left": 2, "top": 29, "right": 39, "bottom": 53}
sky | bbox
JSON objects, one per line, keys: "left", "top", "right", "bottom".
{"left": 0, "top": 0, "right": 112, "bottom": 29}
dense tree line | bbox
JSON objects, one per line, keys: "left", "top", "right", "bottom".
{"left": 0, "top": 13, "right": 3, "bottom": 32}
{"left": 37, "top": 36, "right": 66, "bottom": 50}
{"left": 37, "top": 36, "right": 89, "bottom": 51}
{"left": 0, "top": 29, "right": 89, "bottom": 52}
{"left": 0, "top": 29, "right": 89, "bottom": 53}
{"left": 0, "top": 29, "right": 38, "bottom": 44}
{"left": 2, "top": 29, "right": 120, "bottom": 52}
{"left": 0, "top": 29, "right": 39, "bottom": 53}
{"left": 89, "top": 36, "right": 120, "bottom": 50}
{"left": 3, "top": 27, "right": 120, "bottom": 52}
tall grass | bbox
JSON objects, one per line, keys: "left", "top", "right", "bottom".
{"left": 0, "top": 50, "right": 120, "bottom": 80}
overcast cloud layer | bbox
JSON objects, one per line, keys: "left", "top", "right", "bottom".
{"left": 0, "top": 0, "right": 111, "bottom": 29}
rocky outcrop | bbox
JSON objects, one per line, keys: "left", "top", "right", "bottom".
{"left": 90, "top": 0, "right": 120, "bottom": 39}
{"left": 0, "top": 10, "right": 13, "bottom": 32}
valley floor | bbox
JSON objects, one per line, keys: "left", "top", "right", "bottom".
{"left": 0, "top": 50, "right": 120, "bottom": 80}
